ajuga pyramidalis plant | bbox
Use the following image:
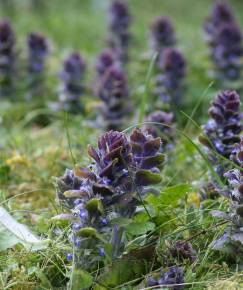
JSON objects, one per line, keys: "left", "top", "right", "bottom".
{"left": 204, "top": 2, "right": 234, "bottom": 45}
{"left": 150, "top": 16, "right": 176, "bottom": 55}
{"left": 204, "top": 3, "right": 243, "bottom": 87}
{"left": 96, "top": 65, "right": 130, "bottom": 131}
{"left": 146, "top": 49, "right": 185, "bottom": 152}
{"left": 145, "top": 110, "right": 175, "bottom": 152}
{"left": 26, "top": 32, "right": 49, "bottom": 99}
{"left": 155, "top": 47, "right": 186, "bottom": 108}
{"left": 147, "top": 266, "right": 184, "bottom": 289}
{"left": 199, "top": 90, "right": 242, "bottom": 197}
{"left": 58, "top": 52, "right": 86, "bottom": 113}
{"left": 0, "top": 20, "right": 15, "bottom": 98}
{"left": 211, "top": 139, "right": 243, "bottom": 257}
{"left": 200, "top": 90, "right": 242, "bottom": 164}
{"left": 212, "top": 23, "right": 243, "bottom": 85}
{"left": 54, "top": 129, "right": 164, "bottom": 269}
{"left": 96, "top": 49, "right": 115, "bottom": 79}
{"left": 108, "top": 0, "right": 131, "bottom": 64}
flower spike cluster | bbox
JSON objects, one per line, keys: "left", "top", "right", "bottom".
{"left": 204, "top": 2, "right": 234, "bottom": 45}
{"left": 145, "top": 48, "right": 185, "bottom": 150}
{"left": 204, "top": 2, "right": 243, "bottom": 86}
{"left": 145, "top": 111, "right": 175, "bottom": 152}
{"left": 55, "top": 129, "right": 164, "bottom": 267}
{"left": 27, "top": 32, "right": 49, "bottom": 98}
{"left": 108, "top": 0, "right": 131, "bottom": 64}
{"left": 95, "top": 50, "right": 115, "bottom": 78}
{"left": 200, "top": 90, "right": 242, "bottom": 160}
{"left": 150, "top": 16, "right": 176, "bottom": 55}
{"left": 58, "top": 52, "right": 86, "bottom": 113}
{"left": 0, "top": 20, "right": 15, "bottom": 98}
{"left": 96, "top": 65, "right": 130, "bottom": 131}
{"left": 211, "top": 139, "right": 243, "bottom": 256}
{"left": 156, "top": 47, "right": 186, "bottom": 106}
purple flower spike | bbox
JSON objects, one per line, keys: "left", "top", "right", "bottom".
{"left": 212, "top": 23, "right": 243, "bottom": 82}
{"left": 150, "top": 16, "right": 176, "bottom": 54}
{"left": 108, "top": 0, "right": 131, "bottom": 64}
{"left": 155, "top": 47, "right": 186, "bottom": 107}
{"left": 59, "top": 52, "right": 86, "bottom": 113}
{"left": 96, "top": 50, "right": 115, "bottom": 77}
{"left": 88, "top": 130, "right": 132, "bottom": 183}
{"left": 204, "top": 2, "right": 234, "bottom": 44}
{"left": 0, "top": 20, "right": 15, "bottom": 98}
{"left": 204, "top": 3, "right": 243, "bottom": 86}
{"left": 96, "top": 65, "right": 130, "bottom": 130}
{"left": 145, "top": 110, "right": 175, "bottom": 152}
{"left": 200, "top": 90, "right": 242, "bottom": 159}
{"left": 27, "top": 32, "right": 49, "bottom": 98}
{"left": 130, "top": 128, "right": 164, "bottom": 186}
{"left": 211, "top": 138, "right": 243, "bottom": 256}
{"left": 55, "top": 129, "right": 165, "bottom": 265}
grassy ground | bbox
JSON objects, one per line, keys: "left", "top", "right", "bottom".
{"left": 0, "top": 0, "right": 242, "bottom": 289}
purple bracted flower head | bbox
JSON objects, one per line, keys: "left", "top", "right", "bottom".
{"left": 27, "top": 32, "right": 49, "bottom": 98}
{"left": 150, "top": 16, "right": 176, "bottom": 54}
{"left": 0, "top": 20, "right": 15, "bottom": 98}
{"left": 224, "top": 138, "right": 243, "bottom": 203}
{"left": 88, "top": 130, "right": 132, "bottom": 184}
{"left": 200, "top": 90, "right": 242, "bottom": 159}
{"left": 55, "top": 129, "right": 165, "bottom": 265}
{"left": 156, "top": 47, "right": 186, "bottom": 106}
{"left": 97, "top": 65, "right": 130, "bottom": 130}
{"left": 145, "top": 110, "right": 174, "bottom": 151}
{"left": 204, "top": 2, "right": 234, "bottom": 43}
{"left": 108, "top": 0, "right": 131, "bottom": 63}
{"left": 96, "top": 49, "right": 116, "bottom": 77}
{"left": 211, "top": 139, "right": 243, "bottom": 255}
{"left": 130, "top": 128, "right": 164, "bottom": 187}
{"left": 59, "top": 52, "right": 86, "bottom": 113}
{"left": 212, "top": 23, "right": 243, "bottom": 81}
{"left": 27, "top": 32, "right": 49, "bottom": 74}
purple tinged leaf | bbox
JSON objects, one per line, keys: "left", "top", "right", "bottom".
{"left": 135, "top": 170, "right": 162, "bottom": 186}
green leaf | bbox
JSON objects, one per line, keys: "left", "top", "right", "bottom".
{"left": 70, "top": 269, "right": 93, "bottom": 290}
{"left": 110, "top": 217, "right": 131, "bottom": 226}
{"left": 0, "top": 207, "right": 50, "bottom": 251}
{"left": 98, "top": 258, "right": 145, "bottom": 287}
{"left": 76, "top": 227, "right": 98, "bottom": 238}
{"left": 159, "top": 183, "right": 191, "bottom": 206}
{"left": 126, "top": 221, "right": 155, "bottom": 236}
{"left": 85, "top": 198, "right": 104, "bottom": 214}
{"left": 135, "top": 170, "right": 162, "bottom": 186}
